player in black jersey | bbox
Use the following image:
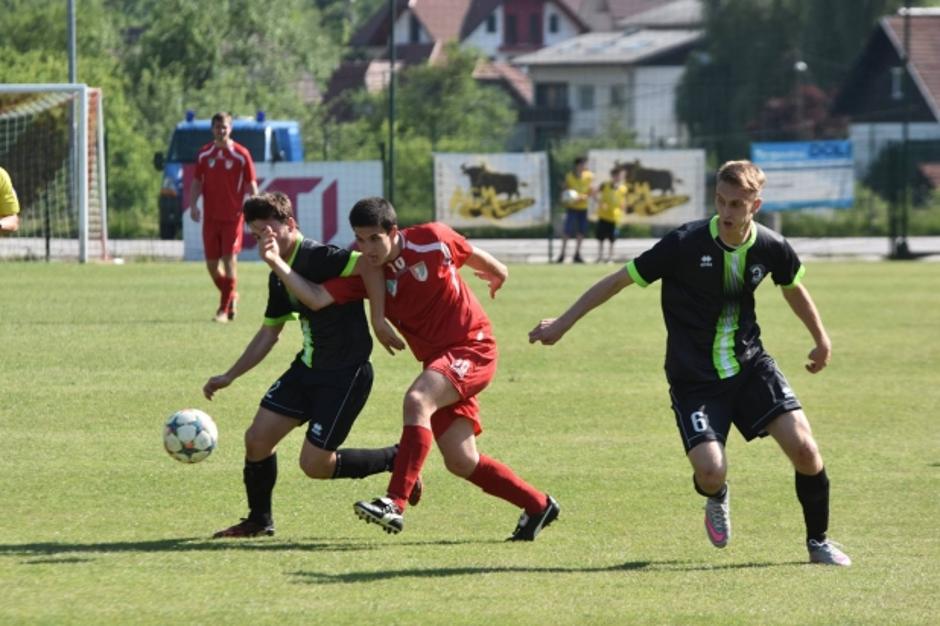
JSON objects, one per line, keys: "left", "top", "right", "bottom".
{"left": 530, "top": 160, "right": 850, "bottom": 566}
{"left": 203, "top": 192, "right": 416, "bottom": 538}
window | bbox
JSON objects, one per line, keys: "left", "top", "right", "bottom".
{"left": 409, "top": 14, "right": 420, "bottom": 43}
{"left": 578, "top": 85, "right": 595, "bottom": 111}
{"left": 548, "top": 13, "right": 559, "bottom": 34}
{"left": 529, "top": 14, "right": 542, "bottom": 45}
{"left": 610, "top": 84, "right": 627, "bottom": 107}
{"left": 535, "top": 83, "right": 567, "bottom": 108}
{"left": 506, "top": 15, "right": 517, "bottom": 45}
{"left": 486, "top": 14, "right": 497, "bottom": 33}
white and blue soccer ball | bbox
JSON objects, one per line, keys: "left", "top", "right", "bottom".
{"left": 561, "top": 188, "right": 580, "bottom": 204}
{"left": 164, "top": 408, "right": 218, "bottom": 463}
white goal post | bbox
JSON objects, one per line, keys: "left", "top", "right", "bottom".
{"left": 0, "top": 83, "right": 108, "bottom": 262}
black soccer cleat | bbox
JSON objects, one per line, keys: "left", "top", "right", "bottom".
{"left": 507, "top": 494, "right": 560, "bottom": 541}
{"left": 227, "top": 292, "right": 238, "bottom": 321}
{"left": 212, "top": 517, "right": 275, "bottom": 539}
{"left": 354, "top": 497, "right": 403, "bottom": 534}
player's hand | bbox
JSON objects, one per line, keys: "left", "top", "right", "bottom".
{"left": 474, "top": 270, "right": 505, "bottom": 299}
{"left": 258, "top": 227, "right": 280, "bottom": 265}
{"left": 373, "top": 318, "right": 405, "bottom": 355}
{"left": 805, "top": 342, "right": 831, "bottom": 374}
{"left": 203, "top": 374, "right": 232, "bottom": 400}
{"left": 528, "top": 318, "right": 565, "bottom": 345}
{"left": 190, "top": 206, "right": 201, "bottom": 223}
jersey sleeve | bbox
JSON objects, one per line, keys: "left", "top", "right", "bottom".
{"left": 324, "top": 275, "right": 368, "bottom": 304}
{"left": 771, "top": 237, "right": 805, "bottom": 288}
{"left": 296, "top": 244, "right": 359, "bottom": 282}
{"left": 625, "top": 229, "right": 680, "bottom": 288}
{"left": 263, "top": 273, "right": 297, "bottom": 326}
{"left": 193, "top": 145, "right": 209, "bottom": 181}
{"left": 431, "top": 222, "right": 473, "bottom": 267}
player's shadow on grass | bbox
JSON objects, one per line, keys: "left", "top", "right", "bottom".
{"left": 290, "top": 559, "right": 800, "bottom": 584}
{"left": 1, "top": 536, "right": 494, "bottom": 564}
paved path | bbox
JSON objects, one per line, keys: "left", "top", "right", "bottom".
{"left": 3, "top": 236, "right": 940, "bottom": 262}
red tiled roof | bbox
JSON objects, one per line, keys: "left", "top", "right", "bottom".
{"left": 884, "top": 14, "right": 940, "bottom": 119}
{"left": 919, "top": 162, "right": 940, "bottom": 188}
{"left": 473, "top": 60, "right": 534, "bottom": 105}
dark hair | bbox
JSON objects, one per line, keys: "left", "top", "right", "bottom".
{"left": 243, "top": 192, "right": 293, "bottom": 223}
{"left": 349, "top": 196, "right": 397, "bottom": 232}
{"left": 211, "top": 111, "right": 232, "bottom": 125}
{"left": 574, "top": 156, "right": 587, "bottom": 167}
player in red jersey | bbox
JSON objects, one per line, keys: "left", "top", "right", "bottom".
{"left": 189, "top": 111, "right": 258, "bottom": 323}
{"left": 259, "top": 197, "right": 559, "bottom": 540}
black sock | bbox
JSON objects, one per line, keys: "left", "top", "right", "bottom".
{"left": 332, "top": 445, "right": 397, "bottom": 479}
{"left": 795, "top": 468, "right": 829, "bottom": 543}
{"left": 244, "top": 454, "right": 277, "bottom": 526}
{"left": 693, "top": 474, "right": 727, "bottom": 499}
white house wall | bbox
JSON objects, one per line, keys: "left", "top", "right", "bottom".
{"left": 633, "top": 66, "right": 686, "bottom": 146}
{"left": 464, "top": 6, "right": 505, "bottom": 59}
{"left": 850, "top": 122, "right": 940, "bottom": 177}
{"left": 544, "top": 2, "right": 582, "bottom": 48}
{"left": 393, "top": 9, "right": 432, "bottom": 45}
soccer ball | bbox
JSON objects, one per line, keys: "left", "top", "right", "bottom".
{"left": 560, "top": 188, "right": 580, "bottom": 204}
{"left": 164, "top": 408, "right": 218, "bottom": 463}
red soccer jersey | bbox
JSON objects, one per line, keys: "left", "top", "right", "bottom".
{"left": 193, "top": 141, "right": 256, "bottom": 221}
{"left": 326, "top": 222, "right": 493, "bottom": 362}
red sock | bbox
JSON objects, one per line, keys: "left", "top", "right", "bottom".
{"left": 466, "top": 454, "right": 547, "bottom": 515}
{"left": 219, "top": 276, "right": 235, "bottom": 312}
{"left": 211, "top": 274, "right": 225, "bottom": 292}
{"left": 386, "top": 425, "right": 433, "bottom": 511}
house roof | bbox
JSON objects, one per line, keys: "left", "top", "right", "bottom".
{"left": 562, "top": 0, "right": 666, "bottom": 31}
{"left": 351, "top": 0, "right": 589, "bottom": 49}
{"left": 832, "top": 11, "right": 940, "bottom": 122}
{"left": 512, "top": 28, "right": 702, "bottom": 66}
{"left": 918, "top": 162, "right": 940, "bottom": 188}
{"left": 615, "top": 0, "right": 703, "bottom": 28}
{"left": 472, "top": 60, "right": 534, "bottom": 105}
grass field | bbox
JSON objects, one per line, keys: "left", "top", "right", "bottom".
{"left": 1, "top": 260, "right": 938, "bottom": 624}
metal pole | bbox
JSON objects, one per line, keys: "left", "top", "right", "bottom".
{"left": 67, "top": 0, "right": 77, "bottom": 82}
{"left": 387, "top": 0, "right": 396, "bottom": 205}
{"left": 895, "top": 1, "right": 912, "bottom": 258}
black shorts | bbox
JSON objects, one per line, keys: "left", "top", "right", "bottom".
{"left": 668, "top": 354, "right": 801, "bottom": 453}
{"left": 595, "top": 219, "right": 618, "bottom": 241}
{"left": 260, "top": 360, "right": 374, "bottom": 451}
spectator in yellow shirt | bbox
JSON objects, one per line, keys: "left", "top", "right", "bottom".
{"left": 0, "top": 166, "right": 21, "bottom": 234}
{"left": 594, "top": 166, "right": 627, "bottom": 263}
{"left": 556, "top": 156, "right": 593, "bottom": 263}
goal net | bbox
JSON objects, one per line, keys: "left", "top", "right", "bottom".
{"left": 0, "top": 83, "right": 108, "bottom": 262}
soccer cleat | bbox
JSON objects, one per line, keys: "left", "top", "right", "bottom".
{"left": 354, "top": 497, "right": 403, "bottom": 534}
{"left": 212, "top": 517, "right": 275, "bottom": 539}
{"left": 213, "top": 309, "right": 229, "bottom": 323}
{"left": 808, "top": 538, "right": 852, "bottom": 566}
{"left": 554, "top": 255, "right": 565, "bottom": 264}
{"left": 507, "top": 494, "right": 560, "bottom": 541}
{"left": 573, "top": 254, "right": 585, "bottom": 264}
{"left": 408, "top": 476, "right": 423, "bottom": 507}
{"left": 227, "top": 293, "right": 238, "bottom": 321}
{"left": 704, "top": 486, "right": 731, "bottom": 548}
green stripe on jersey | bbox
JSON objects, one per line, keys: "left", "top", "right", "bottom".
{"left": 340, "top": 251, "right": 360, "bottom": 277}
{"left": 710, "top": 219, "right": 757, "bottom": 379}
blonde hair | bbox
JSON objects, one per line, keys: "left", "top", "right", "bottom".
{"left": 717, "top": 160, "right": 766, "bottom": 194}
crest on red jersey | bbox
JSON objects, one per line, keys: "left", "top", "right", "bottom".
{"left": 225, "top": 160, "right": 233, "bottom": 170}
{"left": 409, "top": 261, "right": 428, "bottom": 282}
{"left": 208, "top": 158, "right": 216, "bottom": 168}
{"left": 386, "top": 279, "right": 398, "bottom": 297}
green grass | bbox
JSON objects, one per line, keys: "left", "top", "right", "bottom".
{"left": 1, "top": 260, "right": 938, "bottom": 624}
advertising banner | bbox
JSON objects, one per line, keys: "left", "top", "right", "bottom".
{"left": 587, "top": 149, "right": 707, "bottom": 225}
{"left": 751, "top": 140, "right": 854, "bottom": 211}
{"left": 182, "top": 161, "right": 382, "bottom": 261}
{"left": 434, "top": 152, "right": 551, "bottom": 228}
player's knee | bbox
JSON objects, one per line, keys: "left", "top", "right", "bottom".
{"left": 694, "top": 465, "right": 726, "bottom": 492}
{"left": 442, "top": 450, "right": 478, "bottom": 477}
{"left": 402, "top": 390, "right": 434, "bottom": 424}
{"left": 790, "top": 438, "right": 822, "bottom": 473}
{"left": 243, "top": 427, "right": 272, "bottom": 460}
{"left": 299, "top": 449, "right": 334, "bottom": 479}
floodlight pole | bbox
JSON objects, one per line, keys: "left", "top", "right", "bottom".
{"left": 892, "top": 1, "right": 913, "bottom": 259}
{"left": 387, "top": 0, "right": 396, "bottom": 205}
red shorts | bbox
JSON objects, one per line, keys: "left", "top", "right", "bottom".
{"left": 202, "top": 217, "right": 244, "bottom": 259}
{"left": 425, "top": 337, "right": 498, "bottom": 439}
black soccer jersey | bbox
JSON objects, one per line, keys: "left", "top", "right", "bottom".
{"left": 626, "top": 215, "right": 804, "bottom": 384}
{"left": 263, "top": 237, "right": 372, "bottom": 370}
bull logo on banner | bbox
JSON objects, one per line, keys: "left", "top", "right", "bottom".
{"left": 617, "top": 159, "right": 689, "bottom": 218}
{"left": 450, "top": 163, "right": 535, "bottom": 220}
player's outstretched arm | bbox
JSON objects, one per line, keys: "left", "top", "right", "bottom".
{"left": 781, "top": 283, "right": 831, "bottom": 374}
{"left": 465, "top": 246, "right": 508, "bottom": 299}
{"left": 354, "top": 256, "right": 405, "bottom": 355}
{"left": 529, "top": 266, "right": 634, "bottom": 345}
{"left": 203, "top": 325, "right": 282, "bottom": 400}
{"left": 258, "top": 230, "right": 336, "bottom": 311}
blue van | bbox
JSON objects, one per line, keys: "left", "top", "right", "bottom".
{"left": 152, "top": 111, "right": 304, "bottom": 239}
